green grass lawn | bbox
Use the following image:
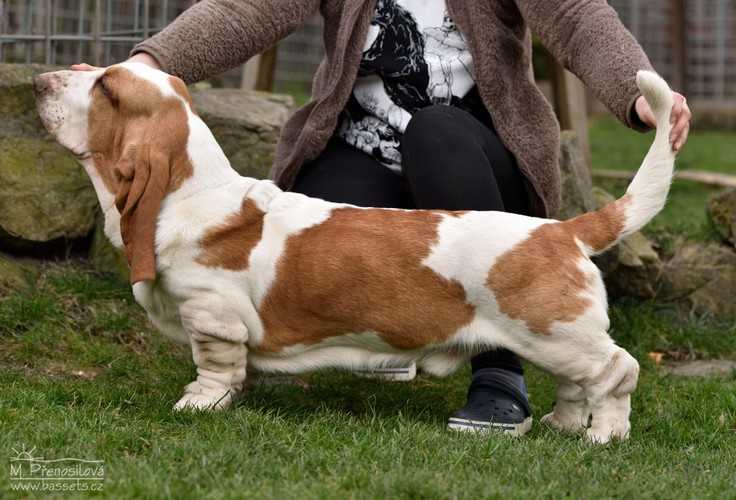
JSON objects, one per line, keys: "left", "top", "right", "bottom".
{"left": 1, "top": 118, "right": 735, "bottom": 499}
{"left": 590, "top": 116, "right": 736, "bottom": 175}
{"left": 1, "top": 265, "right": 735, "bottom": 499}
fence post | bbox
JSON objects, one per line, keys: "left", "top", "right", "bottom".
{"left": 161, "top": 0, "right": 169, "bottom": 30}
{"left": 24, "top": 1, "right": 32, "bottom": 62}
{"left": 0, "top": 0, "right": 5, "bottom": 62}
{"left": 44, "top": 0, "right": 52, "bottom": 64}
{"left": 241, "top": 55, "right": 261, "bottom": 90}
{"left": 104, "top": 0, "right": 111, "bottom": 64}
{"left": 255, "top": 46, "right": 277, "bottom": 92}
{"left": 77, "top": 0, "right": 85, "bottom": 62}
{"left": 143, "top": 0, "right": 150, "bottom": 38}
{"left": 670, "top": 0, "right": 687, "bottom": 94}
{"left": 93, "top": 0, "right": 102, "bottom": 66}
{"left": 550, "top": 59, "right": 590, "bottom": 168}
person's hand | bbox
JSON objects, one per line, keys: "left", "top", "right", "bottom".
{"left": 70, "top": 52, "right": 162, "bottom": 72}
{"left": 635, "top": 91, "right": 691, "bottom": 152}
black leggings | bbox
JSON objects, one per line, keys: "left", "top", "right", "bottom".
{"left": 292, "top": 105, "right": 529, "bottom": 375}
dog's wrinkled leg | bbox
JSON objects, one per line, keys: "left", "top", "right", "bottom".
{"left": 586, "top": 394, "right": 632, "bottom": 444}
{"left": 582, "top": 348, "right": 639, "bottom": 444}
{"left": 175, "top": 299, "right": 248, "bottom": 411}
{"left": 541, "top": 380, "right": 588, "bottom": 434}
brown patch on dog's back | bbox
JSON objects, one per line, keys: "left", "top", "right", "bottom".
{"left": 487, "top": 198, "right": 629, "bottom": 335}
{"left": 568, "top": 196, "right": 631, "bottom": 253}
{"left": 257, "top": 208, "right": 475, "bottom": 352}
{"left": 196, "top": 198, "right": 265, "bottom": 270}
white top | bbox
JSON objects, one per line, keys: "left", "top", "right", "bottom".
{"left": 337, "top": 0, "right": 475, "bottom": 171}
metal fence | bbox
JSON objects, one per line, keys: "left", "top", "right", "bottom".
{"left": 3, "top": 0, "right": 735, "bottom": 107}
{"left": 0, "top": 0, "right": 196, "bottom": 66}
{"left": 609, "top": 0, "right": 736, "bottom": 107}
{"left": 0, "top": 0, "right": 320, "bottom": 92}
{"left": 278, "top": 0, "right": 736, "bottom": 105}
{"left": 272, "top": 15, "right": 324, "bottom": 95}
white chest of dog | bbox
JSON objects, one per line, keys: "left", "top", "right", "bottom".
{"left": 36, "top": 63, "right": 676, "bottom": 443}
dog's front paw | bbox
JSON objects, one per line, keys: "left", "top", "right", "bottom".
{"left": 173, "top": 382, "right": 233, "bottom": 411}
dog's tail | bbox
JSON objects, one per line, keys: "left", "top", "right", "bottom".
{"left": 563, "top": 70, "right": 676, "bottom": 257}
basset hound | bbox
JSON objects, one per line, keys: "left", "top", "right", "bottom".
{"left": 35, "top": 63, "right": 676, "bottom": 443}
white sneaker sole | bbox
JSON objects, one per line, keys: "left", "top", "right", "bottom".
{"left": 353, "top": 364, "right": 417, "bottom": 382}
{"left": 447, "top": 416, "right": 533, "bottom": 437}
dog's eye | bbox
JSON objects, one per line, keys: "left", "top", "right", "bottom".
{"left": 97, "top": 76, "right": 116, "bottom": 103}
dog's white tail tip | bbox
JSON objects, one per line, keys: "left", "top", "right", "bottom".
{"left": 635, "top": 70, "right": 673, "bottom": 117}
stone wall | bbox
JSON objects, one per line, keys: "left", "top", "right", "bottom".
{"left": 0, "top": 63, "right": 292, "bottom": 282}
{"left": 0, "top": 64, "right": 98, "bottom": 252}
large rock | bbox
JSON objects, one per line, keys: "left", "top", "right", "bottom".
{"left": 662, "top": 360, "right": 736, "bottom": 378}
{"left": 0, "top": 137, "right": 98, "bottom": 249}
{"left": 707, "top": 189, "right": 736, "bottom": 247}
{"left": 0, "top": 63, "right": 59, "bottom": 138}
{"left": 191, "top": 89, "right": 293, "bottom": 179}
{"left": 557, "top": 130, "right": 595, "bottom": 221}
{"left": 89, "top": 216, "right": 129, "bottom": 283}
{"left": 659, "top": 242, "right": 736, "bottom": 320}
{"left": 0, "top": 63, "right": 98, "bottom": 251}
{"left": 591, "top": 188, "right": 662, "bottom": 299}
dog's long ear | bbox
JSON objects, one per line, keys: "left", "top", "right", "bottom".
{"left": 114, "top": 143, "right": 170, "bottom": 284}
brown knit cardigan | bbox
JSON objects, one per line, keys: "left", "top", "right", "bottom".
{"left": 133, "top": 0, "right": 653, "bottom": 217}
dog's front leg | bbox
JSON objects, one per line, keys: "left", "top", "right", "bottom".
{"left": 174, "top": 298, "right": 248, "bottom": 411}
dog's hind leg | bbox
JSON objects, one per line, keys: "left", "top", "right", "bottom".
{"left": 516, "top": 318, "right": 638, "bottom": 443}
{"left": 541, "top": 380, "right": 589, "bottom": 434}
{"left": 586, "top": 393, "right": 632, "bottom": 444}
{"left": 580, "top": 348, "right": 639, "bottom": 444}
{"left": 174, "top": 297, "right": 249, "bottom": 411}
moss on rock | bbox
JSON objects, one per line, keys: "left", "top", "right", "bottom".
{"left": 0, "top": 252, "right": 37, "bottom": 292}
{"left": 0, "top": 63, "right": 62, "bottom": 139}
{"left": 659, "top": 242, "right": 736, "bottom": 320}
{"left": 0, "top": 137, "right": 97, "bottom": 248}
{"left": 191, "top": 89, "right": 293, "bottom": 179}
{"left": 707, "top": 189, "right": 736, "bottom": 247}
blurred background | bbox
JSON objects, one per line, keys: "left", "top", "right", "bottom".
{"left": 1, "top": 0, "right": 734, "bottom": 120}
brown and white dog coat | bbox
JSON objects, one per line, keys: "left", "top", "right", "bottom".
{"left": 35, "top": 63, "right": 676, "bottom": 443}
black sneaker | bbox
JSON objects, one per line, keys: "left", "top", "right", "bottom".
{"left": 447, "top": 368, "right": 532, "bottom": 436}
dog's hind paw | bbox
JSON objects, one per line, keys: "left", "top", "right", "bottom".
{"left": 585, "top": 421, "right": 630, "bottom": 444}
{"left": 541, "top": 411, "right": 586, "bottom": 434}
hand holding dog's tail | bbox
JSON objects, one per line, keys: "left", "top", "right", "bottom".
{"left": 619, "top": 71, "right": 676, "bottom": 236}
{"left": 568, "top": 70, "right": 677, "bottom": 256}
